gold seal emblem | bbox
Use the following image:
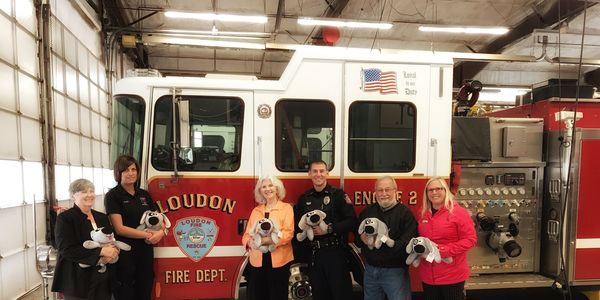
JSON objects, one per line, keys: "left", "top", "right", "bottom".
{"left": 323, "top": 196, "right": 330, "bottom": 205}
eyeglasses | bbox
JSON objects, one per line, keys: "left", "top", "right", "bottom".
{"left": 376, "top": 187, "right": 396, "bottom": 193}
{"left": 427, "top": 187, "right": 445, "bottom": 193}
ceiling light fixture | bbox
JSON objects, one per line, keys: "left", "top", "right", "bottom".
{"left": 142, "top": 35, "right": 266, "bottom": 50}
{"left": 477, "top": 87, "right": 529, "bottom": 105}
{"left": 164, "top": 11, "right": 268, "bottom": 24}
{"left": 298, "top": 17, "right": 393, "bottom": 29}
{"left": 159, "top": 29, "right": 271, "bottom": 39}
{"left": 418, "top": 25, "right": 509, "bottom": 35}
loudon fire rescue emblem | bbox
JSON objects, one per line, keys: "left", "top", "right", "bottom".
{"left": 174, "top": 217, "right": 219, "bottom": 262}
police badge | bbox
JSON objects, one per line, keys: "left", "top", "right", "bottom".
{"left": 323, "top": 196, "right": 330, "bottom": 205}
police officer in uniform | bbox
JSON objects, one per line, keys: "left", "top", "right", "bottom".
{"left": 295, "top": 160, "right": 358, "bottom": 300}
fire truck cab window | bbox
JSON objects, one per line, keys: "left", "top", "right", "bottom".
{"left": 111, "top": 95, "right": 145, "bottom": 164}
{"left": 348, "top": 101, "right": 416, "bottom": 172}
{"left": 275, "top": 100, "right": 335, "bottom": 171}
{"left": 152, "top": 95, "right": 244, "bottom": 171}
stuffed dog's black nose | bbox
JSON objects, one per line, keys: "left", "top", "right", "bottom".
{"left": 260, "top": 222, "right": 272, "bottom": 231}
{"left": 414, "top": 244, "right": 425, "bottom": 253}
{"left": 101, "top": 227, "right": 113, "bottom": 235}
{"left": 148, "top": 216, "right": 159, "bottom": 226}
{"left": 309, "top": 214, "right": 321, "bottom": 223}
{"left": 365, "top": 226, "right": 375, "bottom": 235}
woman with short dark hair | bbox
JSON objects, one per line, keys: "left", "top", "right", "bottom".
{"left": 105, "top": 155, "right": 165, "bottom": 300}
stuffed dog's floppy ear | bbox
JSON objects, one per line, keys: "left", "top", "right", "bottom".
{"left": 376, "top": 221, "right": 387, "bottom": 237}
{"left": 271, "top": 219, "right": 280, "bottom": 233}
{"left": 298, "top": 213, "right": 308, "bottom": 230}
{"left": 162, "top": 213, "right": 171, "bottom": 229}
{"left": 406, "top": 237, "right": 416, "bottom": 254}
{"left": 358, "top": 219, "right": 367, "bottom": 234}
{"left": 249, "top": 219, "right": 260, "bottom": 235}
{"left": 375, "top": 220, "right": 395, "bottom": 248}
{"left": 317, "top": 210, "right": 327, "bottom": 220}
{"left": 139, "top": 210, "right": 150, "bottom": 225}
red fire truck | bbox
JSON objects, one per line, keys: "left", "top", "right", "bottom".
{"left": 111, "top": 47, "right": 600, "bottom": 299}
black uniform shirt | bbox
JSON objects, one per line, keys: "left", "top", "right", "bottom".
{"left": 104, "top": 184, "right": 157, "bottom": 244}
{"left": 295, "top": 184, "right": 358, "bottom": 241}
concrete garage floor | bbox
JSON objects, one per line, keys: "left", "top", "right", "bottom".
{"left": 18, "top": 285, "right": 588, "bottom": 300}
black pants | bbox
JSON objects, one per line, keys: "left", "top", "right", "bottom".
{"left": 113, "top": 242, "right": 154, "bottom": 300}
{"left": 310, "top": 247, "right": 353, "bottom": 300}
{"left": 422, "top": 281, "right": 466, "bottom": 300}
{"left": 247, "top": 253, "right": 291, "bottom": 300}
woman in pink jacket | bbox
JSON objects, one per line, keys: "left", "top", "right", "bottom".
{"left": 417, "top": 177, "right": 477, "bottom": 300}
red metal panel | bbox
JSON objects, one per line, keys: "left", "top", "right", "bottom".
{"left": 148, "top": 177, "right": 255, "bottom": 298}
{"left": 154, "top": 257, "right": 245, "bottom": 299}
{"left": 575, "top": 249, "right": 600, "bottom": 280}
{"left": 574, "top": 140, "right": 600, "bottom": 280}
{"left": 486, "top": 100, "right": 600, "bottom": 131}
{"left": 576, "top": 140, "right": 600, "bottom": 239}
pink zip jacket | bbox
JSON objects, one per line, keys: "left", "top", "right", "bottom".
{"left": 417, "top": 202, "right": 477, "bottom": 285}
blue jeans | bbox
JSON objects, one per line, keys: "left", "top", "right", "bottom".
{"left": 363, "top": 264, "right": 411, "bottom": 300}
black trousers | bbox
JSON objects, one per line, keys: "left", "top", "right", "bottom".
{"left": 112, "top": 242, "right": 154, "bottom": 300}
{"left": 247, "top": 252, "right": 291, "bottom": 300}
{"left": 422, "top": 281, "right": 466, "bottom": 300}
{"left": 310, "top": 247, "right": 353, "bottom": 300}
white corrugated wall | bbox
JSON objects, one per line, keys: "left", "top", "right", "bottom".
{"left": 0, "top": 0, "right": 121, "bottom": 298}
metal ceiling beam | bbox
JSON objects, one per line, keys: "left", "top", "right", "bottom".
{"left": 103, "top": 0, "right": 149, "bottom": 68}
{"left": 453, "top": 0, "right": 593, "bottom": 87}
{"left": 127, "top": 11, "right": 159, "bottom": 27}
{"left": 274, "top": 0, "right": 285, "bottom": 34}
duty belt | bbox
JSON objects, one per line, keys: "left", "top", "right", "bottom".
{"left": 311, "top": 236, "right": 341, "bottom": 250}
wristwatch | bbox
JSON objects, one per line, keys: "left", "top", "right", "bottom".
{"left": 327, "top": 224, "right": 334, "bottom": 234}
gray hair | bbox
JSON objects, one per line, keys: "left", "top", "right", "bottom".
{"left": 374, "top": 175, "right": 398, "bottom": 190}
{"left": 69, "top": 178, "right": 95, "bottom": 196}
{"left": 253, "top": 175, "right": 286, "bottom": 204}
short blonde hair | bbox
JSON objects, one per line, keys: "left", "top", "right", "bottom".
{"left": 420, "top": 177, "right": 454, "bottom": 217}
{"left": 254, "top": 175, "right": 286, "bottom": 204}
{"left": 69, "top": 178, "right": 95, "bottom": 197}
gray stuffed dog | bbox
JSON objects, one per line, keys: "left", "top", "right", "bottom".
{"left": 137, "top": 210, "right": 172, "bottom": 244}
{"left": 250, "top": 218, "right": 280, "bottom": 253}
{"left": 358, "top": 218, "right": 395, "bottom": 250}
{"left": 296, "top": 210, "right": 328, "bottom": 242}
{"left": 405, "top": 236, "right": 453, "bottom": 267}
{"left": 79, "top": 227, "right": 131, "bottom": 273}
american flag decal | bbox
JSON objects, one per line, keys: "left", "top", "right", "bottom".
{"left": 362, "top": 68, "right": 398, "bottom": 94}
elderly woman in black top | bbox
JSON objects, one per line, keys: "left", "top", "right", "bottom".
{"left": 52, "top": 178, "right": 120, "bottom": 300}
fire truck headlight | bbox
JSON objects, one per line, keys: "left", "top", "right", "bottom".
{"left": 289, "top": 263, "right": 312, "bottom": 300}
